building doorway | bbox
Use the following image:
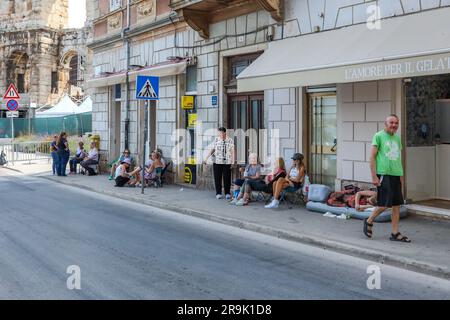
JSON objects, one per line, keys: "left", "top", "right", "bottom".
{"left": 228, "top": 94, "right": 264, "bottom": 164}
{"left": 110, "top": 84, "right": 122, "bottom": 160}
{"left": 308, "top": 92, "right": 337, "bottom": 189}
{"left": 405, "top": 75, "right": 450, "bottom": 209}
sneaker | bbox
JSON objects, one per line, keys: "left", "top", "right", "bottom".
{"left": 216, "top": 194, "right": 223, "bottom": 199}
{"left": 265, "top": 200, "right": 279, "bottom": 209}
{"left": 229, "top": 198, "right": 238, "bottom": 205}
{"left": 225, "top": 194, "right": 231, "bottom": 200}
{"left": 108, "top": 175, "right": 113, "bottom": 181}
{"left": 235, "top": 198, "right": 247, "bottom": 206}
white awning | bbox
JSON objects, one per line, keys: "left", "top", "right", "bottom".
{"left": 128, "top": 60, "right": 187, "bottom": 81}
{"left": 86, "top": 72, "right": 126, "bottom": 88}
{"left": 86, "top": 60, "right": 188, "bottom": 88}
{"left": 238, "top": 7, "right": 450, "bottom": 92}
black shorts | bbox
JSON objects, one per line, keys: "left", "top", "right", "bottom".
{"left": 377, "top": 175, "right": 403, "bottom": 208}
{"left": 115, "top": 176, "right": 130, "bottom": 187}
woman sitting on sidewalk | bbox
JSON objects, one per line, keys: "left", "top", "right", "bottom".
{"left": 230, "top": 153, "right": 262, "bottom": 205}
{"left": 114, "top": 158, "right": 132, "bottom": 187}
{"left": 265, "top": 153, "right": 306, "bottom": 209}
{"left": 234, "top": 157, "right": 286, "bottom": 206}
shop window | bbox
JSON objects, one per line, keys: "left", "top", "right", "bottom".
{"left": 186, "top": 65, "right": 197, "bottom": 93}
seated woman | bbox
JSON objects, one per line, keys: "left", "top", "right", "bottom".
{"left": 235, "top": 157, "right": 286, "bottom": 206}
{"left": 140, "top": 151, "right": 165, "bottom": 187}
{"left": 265, "top": 153, "right": 306, "bottom": 209}
{"left": 230, "top": 153, "right": 262, "bottom": 205}
{"left": 80, "top": 142, "right": 99, "bottom": 176}
{"left": 69, "top": 141, "right": 86, "bottom": 174}
{"left": 109, "top": 149, "right": 133, "bottom": 180}
{"left": 114, "top": 158, "right": 132, "bottom": 187}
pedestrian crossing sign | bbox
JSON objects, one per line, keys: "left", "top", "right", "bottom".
{"left": 136, "top": 76, "right": 159, "bottom": 100}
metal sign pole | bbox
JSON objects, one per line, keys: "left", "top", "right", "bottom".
{"left": 142, "top": 100, "right": 149, "bottom": 195}
{"left": 11, "top": 116, "right": 14, "bottom": 141}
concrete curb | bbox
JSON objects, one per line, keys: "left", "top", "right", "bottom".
{"left": 0, "top": 165, "right": 22, "bottom": 173}
{"left": 40, "top": 175, "right": 450, "bottom": 280}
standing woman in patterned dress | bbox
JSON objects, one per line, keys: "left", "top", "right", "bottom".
{"left": 204, "top": 127, "right": 235, "bottom": 200}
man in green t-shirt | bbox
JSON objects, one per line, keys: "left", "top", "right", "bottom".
{"left": 363, "top": 114, "right": 411, "bottom": 243}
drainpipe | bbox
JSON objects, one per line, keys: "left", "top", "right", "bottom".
{"left": 123, "top": 0, "right": 131, "bottom": 149}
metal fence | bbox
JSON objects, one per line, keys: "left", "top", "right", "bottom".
{"left": 0, "top": 141, "right": 52, "bottom": 165}
{"left": 0, "top": 112, "right": 92, "bottom": 138}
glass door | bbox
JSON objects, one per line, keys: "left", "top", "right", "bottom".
{"left": 229, "top": 94, "right": 264, "bottom": 164}
{"left": 309, "top": 93, "right": 337, "bottom": 189}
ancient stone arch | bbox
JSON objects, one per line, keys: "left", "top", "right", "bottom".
{"left": 59, "top": 49, "right": 83, "bottom": 97}
{"left": 6, "top": 51, "right": 31, "bottom": 94}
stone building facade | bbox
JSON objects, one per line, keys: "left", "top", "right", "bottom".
{"left": 0, "top": 0, "right": 90, "bottom": 118}
{"left": 88, "top": 0, "right": 450, "bottom": 211}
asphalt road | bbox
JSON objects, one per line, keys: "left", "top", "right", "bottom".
{"left": 1, "top": 169, "right": 449, "bottom": 300}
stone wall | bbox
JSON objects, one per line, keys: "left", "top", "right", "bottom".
{"left": 0, "top": 0, "right": 68, "bottom": 30}
{"left": 265, "top": 88, "right": 297, "bottom": 168}
{"left": 337, "top": 80, "right": 395, "bottom": 183}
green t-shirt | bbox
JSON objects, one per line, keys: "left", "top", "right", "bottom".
{"left": 372, "top": 130, "right": 403, "bottom": 176}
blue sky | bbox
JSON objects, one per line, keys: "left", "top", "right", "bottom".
{"left": 68, "top": 0, "right": 86, "bottom": 28}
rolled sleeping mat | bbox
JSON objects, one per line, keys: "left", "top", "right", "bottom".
{"left": 306, "top": 201, "right": 408, "bottom": 222}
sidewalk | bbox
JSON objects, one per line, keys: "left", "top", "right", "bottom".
{"left": 4, "top": 162, "right": 450, "bottom": 279}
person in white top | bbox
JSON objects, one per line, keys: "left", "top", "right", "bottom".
{"left": 265, "top": 153, "right": 306, "bottom": 209}
{"left": 80, "top": 142, "right": 99, "bottom": 176}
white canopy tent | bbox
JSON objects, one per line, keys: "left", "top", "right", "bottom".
{"left": 35, "top": 95, "right": 78, "bottom": 118}
{"left": 35, "top": 95, "right": 92, "bottom": 118}
{"left": 77, "top": 96, "right": 93, "bottom": 114}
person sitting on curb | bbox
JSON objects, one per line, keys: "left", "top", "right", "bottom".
{"left": 231, "top": 153, "right": 262, "bottom": 206}
{"left": 80, "top": 142, "right": 99, "bottom": 176}
{"left": 114, "top": 158, "right": 132, "bottom": 187}
{"left": 109, "top": 149, "right": 133, "bottom": 180}
{"left": 265, "top": 153, "right": 306, "bottom": 209}
{"left": 69, "top": 141, "right": 86, "bottom": 174}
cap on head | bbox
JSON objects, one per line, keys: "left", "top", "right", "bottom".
{"left": 291, "top": 153, "right": 304, "bottom": 161}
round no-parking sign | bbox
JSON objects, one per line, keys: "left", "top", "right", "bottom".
{"left": 6, "top": 100, "right": 19, "bottom": 111}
